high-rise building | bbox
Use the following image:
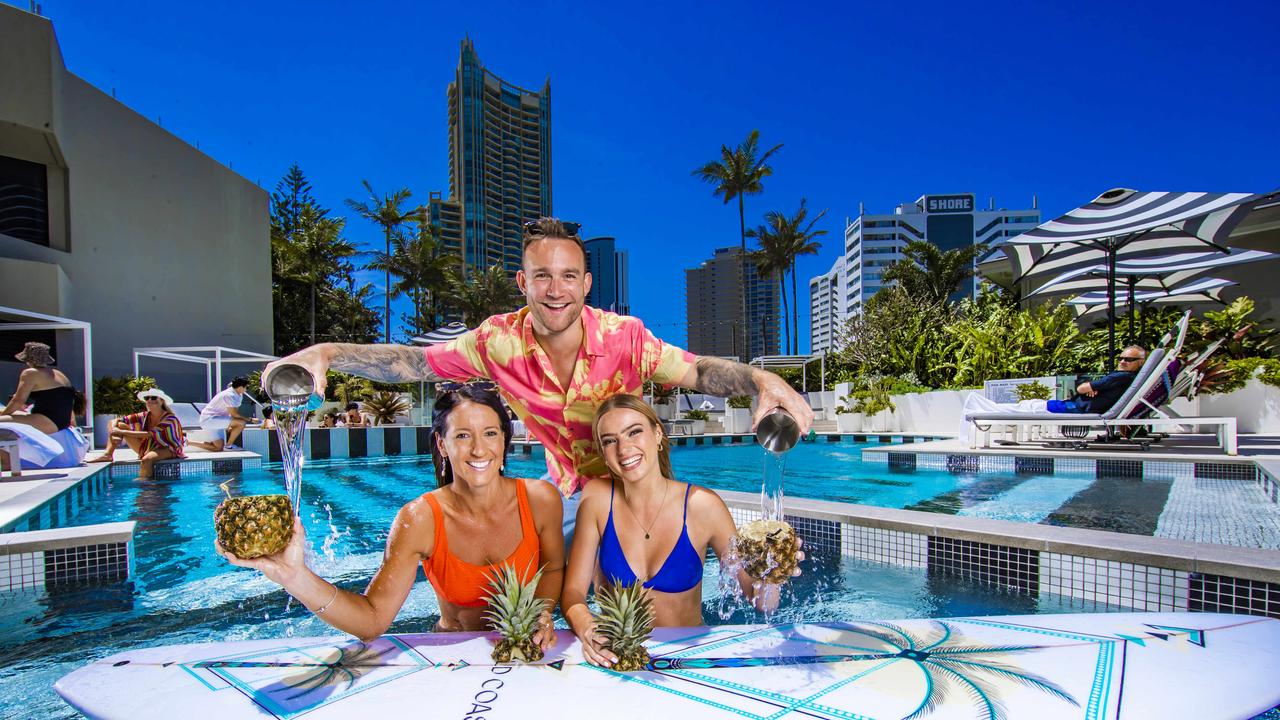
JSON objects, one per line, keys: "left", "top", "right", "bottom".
{"left": 808, "top": 255, "right": 847, "bottom": 354}
{"left": 816, "top": 194, "right": 1040, "bottom": 330}
{"left": 429, "top": 39, "right": 551, "bottom": 278}
{"left": 685, "top": 247, "right": 780, "bottom": 362}
{"left": 584, "top": 236, "right": 629, "bottom": 314}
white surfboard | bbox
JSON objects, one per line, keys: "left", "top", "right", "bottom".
{"left": 57, "top": 612, "right": 1280, "bottom": 720}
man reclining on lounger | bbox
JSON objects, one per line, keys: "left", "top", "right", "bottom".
{"left": 959, "top": 345, "right": 1146, "bottom": 441}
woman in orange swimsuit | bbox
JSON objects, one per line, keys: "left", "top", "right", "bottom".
{"left": 219, "top": 385, "right": 565, "bottom": 643}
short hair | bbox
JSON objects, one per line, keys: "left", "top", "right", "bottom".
{"left": 591, "top": 394, "right": 674, "bottom": 481}
{"left": 345, "top": 402, "right": 359, "bottom": 412}
{"left": 430, "top": 385, "right": 513, "bottom": 488}
{"left": 261, "top": 406, "right": 273, "bottom": 418}
{"left": 231, "top": 376, "right": 250, "bottom": 389}
{"left": 522, "top": 217, "right": 586, "bottom": 265}
{"left": 1124, "top": 345, "right": 1147, "bottom": 358}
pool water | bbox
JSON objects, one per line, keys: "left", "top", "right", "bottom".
{"left": 0, "top": 444, "right": 1246, "bottom": 718}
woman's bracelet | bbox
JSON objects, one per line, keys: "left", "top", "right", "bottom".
{"left": 314, "top": 584, "right": 340, "bottom": 615}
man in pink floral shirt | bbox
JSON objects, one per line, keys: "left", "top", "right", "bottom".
{"left": 268, "top": 218, "right": 812, "bottom": 530}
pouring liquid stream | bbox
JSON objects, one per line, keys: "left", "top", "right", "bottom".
{"left": 271, "top": 393, "right": 311, "bottom": 513}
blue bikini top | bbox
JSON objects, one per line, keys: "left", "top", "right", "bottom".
{"left": 599, "top": 481, "right": 702, "bottom": 594}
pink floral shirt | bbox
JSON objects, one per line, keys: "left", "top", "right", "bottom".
{"left": 424, "top": 306, "right": 695, "bottom": 496}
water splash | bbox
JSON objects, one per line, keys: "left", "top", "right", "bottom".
{"left": 272, "top": 394, "right": 311, "bottom": 512}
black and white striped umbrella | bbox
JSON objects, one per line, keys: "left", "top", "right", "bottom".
{"left": 999, "top": 188, "right": 1265, "bottom": 364}
{"left": 1026, "top": 248, "right": 1276, "bottom": 299}
{"left": 1067, "top": 277, "right": 1236, "bottom": 318}
{"left": 411, "top": 322, "right": 471, "bottom": 346}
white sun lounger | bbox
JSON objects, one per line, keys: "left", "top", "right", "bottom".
{"left": 964, "top": 312, "right": 1239, "bottom": 455}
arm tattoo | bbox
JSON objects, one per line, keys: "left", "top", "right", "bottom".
{"left": 329, "top": 344, "right": 442, "bottom": 384}
{"left": 693, "top": 357, "right": 758, "bottom": 397}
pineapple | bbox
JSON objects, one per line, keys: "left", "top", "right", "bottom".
{"left": 482, "top": 564, "right": 548, "bottom": 663}
{"left": 214, "top": 494, "right": 294, "bottom": 559}
{"left": 735, "top": 519, "right": 800, "bottom": 584}
{"left": 595, "top": 581, "right": 655, "bottom": 672}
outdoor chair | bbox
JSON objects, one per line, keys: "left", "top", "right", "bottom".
{"left": 0, "top": 429, "right": 20, "bottom": 477}
{"left": 964, "top": 311, "right": 1239, "bottom": 455}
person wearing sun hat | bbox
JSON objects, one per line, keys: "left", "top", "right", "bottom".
{"left": 89, "top": 387, "right": 185, "bottom": 478}
{"left": 2, "top": 341, "right": 78, "bottom": 434}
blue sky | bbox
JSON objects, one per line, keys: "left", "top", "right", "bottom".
{"left": 24, "top": 0, "right": 1280, "bottom": 351}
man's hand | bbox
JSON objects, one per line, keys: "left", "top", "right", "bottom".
{"left": 752, "top": 370, "right": 813, "bottom": 435}
{"left": 262, "top": 345, "right": 334, "bottom": 398}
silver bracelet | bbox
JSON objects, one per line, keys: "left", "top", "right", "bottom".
{"left": 314, "top": 584, "right": 340, "bottom": 615}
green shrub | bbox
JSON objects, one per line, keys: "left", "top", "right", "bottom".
{"left": 92, "top": 375, "right": 159, "bottom": 416}
{"left": 1200, "top": 357, "right": 1280, "bottom": 394}
{"left": 727, "top": 395, "right": 752, "bottom": 409}
{"left": 1015, "top": 380, "right": 1052, "bottom": 401}
{"left": 683, "top": 409, "right": 710, "bottom": 421}
{"left": 834, "top": 395, "right": 860, "bottom": 414}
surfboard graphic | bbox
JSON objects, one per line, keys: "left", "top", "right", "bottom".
{"left": 56, "top": 612, "right": 1280, "bottom": 719}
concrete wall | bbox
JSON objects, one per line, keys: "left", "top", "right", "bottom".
{"left": 0, "top": 6, "right": 271, "bottom": 398}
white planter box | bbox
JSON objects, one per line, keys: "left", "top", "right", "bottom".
{"left": 724, "top": 408, "right": 752, "bottom": 433}
{"left": 653, "top": 402, "right": 675, "bottom": 420}
{"left": 690, "top": 419, "right": 706, "bottom": 435}
{"left": 93, "top": 414, "right": 115, "bottom": 447}
{"left": 867, "top": 410, "right": 895, "bottom": 433}
{"left": 835, "top": 412, "right": 863, "bottom": 432}
{"left": 1197, "top": 379, "right": 1280, "bottom": 433}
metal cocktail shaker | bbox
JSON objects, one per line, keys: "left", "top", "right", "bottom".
{"left": 262, "top": 363, "right": 323, "bottom": 411}
{"left": 755, "top": 409, "right": 801, "bottom": 453}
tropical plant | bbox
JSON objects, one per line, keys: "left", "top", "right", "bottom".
{"left": 943, "top": 287, "right": 1084, "bottom": 385}
{"left": 1197, "top": 357, "right": 1280, "bottom": 395}
{"left": 749, "top": 199, "right": 827, "bottom": 354}
{"left": 274, "top": 205, "right": 359, "bottom": 346}
{"left": 881, "top": 239, "right": 989, "bottom": 306}
{"left": 727, "top": 395, "right": 752, "bottom": 409}
{"left": 366, "top": 216, "right": 459, "bottom": 337}
{"left": 683, "top": 409, "right": 709, "bottom": 421}
{"left": 326, "top": 372, "right": 375, "bottom": 405}
{"left": 449, "top": 264, "right": 521, "bottom": 326}
{"left": 833, "top": 395, "right": 860, "bottom": 415}
{"left": 1015, "top": 380, "right": 1053, "bottom": 401}
{"left": 362, "top": 391, "right": 411, "bottom": 425}
{"left": 692, "top": 130, "right": 783, "bottom": 360}
{"left": 482, "top": 564, "right": 548, "bottom": 663}
{"left": 1192, "top": 297, "right": 1277, "bottom": 360}
{"left": 346, "top": 180, "right": 420, "bottom": 342}
{"left": 837, "top": 287, "right": 954, "bottom": 387}
{"left": 649, "top": 383, "right": 676, "bottom": 405}
{"left": 92, "top": 375, "right": 159, "bottom": 416}
{"left": 747, "top": 223, "right": 791, "bottom": 353}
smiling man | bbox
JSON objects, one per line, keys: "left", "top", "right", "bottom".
{"left": 266, "top": 217, "right": 812, "bottom": 534}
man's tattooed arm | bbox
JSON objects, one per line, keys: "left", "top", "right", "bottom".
{"left": 327, "top": 344, "right": 443, "bottom": 384}
{"left": 693, "top": 357, "right": 759, "bottom": 397}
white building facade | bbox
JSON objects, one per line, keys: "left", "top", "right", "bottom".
{"left": 813, "top": 194, "right": 1040, "bottom": 339}
{"left": 808, "top": 255, "right": 846, "bottom": 354}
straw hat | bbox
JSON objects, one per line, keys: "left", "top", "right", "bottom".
{"left": 136, "top": 388, "right": 175, "bottom": 407}
{"left": 15, "top": 341, "right": 54, "bottom": 367}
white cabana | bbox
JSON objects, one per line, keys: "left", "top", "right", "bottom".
{"left": 132, "top": 346, "right": 277, "bottom": 401}
{"left": 0, "top": 304, "right": 94, "bottom": 426}
{"left": 749, "top": 353, "right": 827, "bottom": 392}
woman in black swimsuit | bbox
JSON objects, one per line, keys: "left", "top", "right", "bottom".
{"left": 1, "top": 342, "right": 77, "bottom": 435}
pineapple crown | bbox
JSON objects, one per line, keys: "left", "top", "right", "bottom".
{"left": 481, "top": 562, "right": 547, "bottom": 640}
{"left": 595, "top": 581, "right": 655, "bottom": 649}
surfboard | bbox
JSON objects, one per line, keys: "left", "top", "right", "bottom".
{"left": 56, "top": 612, "right": 1280, "bottom": 720}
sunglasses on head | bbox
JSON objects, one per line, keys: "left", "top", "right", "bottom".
{"left": 523, "top": 220, "right": 581, "bottom": 238}
{"left": 439, "top": 380, "right": 498, "bottom": 393}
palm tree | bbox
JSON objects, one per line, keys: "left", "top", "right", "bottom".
{"left": 448, "top": 264, "right": 521, "bottom": 326}
{"left": 882, "top": 239, "right": 990, "bottom": 306}
{"left": 693, "top": 130, "right": 783, "bottom": 360}
{"left": 273, "top": 205, "right": 358, "bottom": 345}
{"left": 365, "top": 217, "right": 459, "bottom": 337}
{"left": 345, "top": 180, "right": 419, "bottom": 342}
{"left": 749, "top": 199, "right": 827, "bottom": 354}
{"left": 747, "top": 224, "right": 791, "bottom": 354}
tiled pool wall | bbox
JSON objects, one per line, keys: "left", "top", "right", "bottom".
{"left": 0, "top": 467, "right": 112, "bottom": 534}
{"left": 0, "top": 522, "right": 135, "bottom": 591}
{"left": 241, "top": 427, "right": 946, "bottom": 461}
{"left": 106, "top": 455, "right": 262, "bottom": 480}
{"left": 723, "top": 491, "right": 1280, "bottom": 621}
{"left": 864, "top": 448, "right": 1265, "bottom": 485}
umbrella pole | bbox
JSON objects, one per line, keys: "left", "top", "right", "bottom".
{"left": 1126, "top": 277, "right": 1136, "bottom": 343}
{"left": 1107, "top": 247, "right": 1117, "bottom": 370}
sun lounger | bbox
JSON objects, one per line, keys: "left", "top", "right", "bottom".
{"left": 964, "top": 312, "right": 1239, "bottom": 455}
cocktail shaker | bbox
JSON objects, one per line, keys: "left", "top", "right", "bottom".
{"left": 756, "top": 409, "right": 801, "bottom": 453}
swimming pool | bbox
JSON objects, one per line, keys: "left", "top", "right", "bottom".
{"left": 5, "top": 447, "right": 1154, "bottom": 719}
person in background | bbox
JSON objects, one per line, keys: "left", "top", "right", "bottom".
{"left": 189, "top": 377, "right": 250, "bottom": 452}
{"left": 1, "top": 342, "right": 76, "bottom": 435}
{"left": 260, "top": 406, "right": 276, "bottom": 431}
{"left": 91, "top": 389, "right": 185, "bottom": 478}
{"left": 344, "top": 402, "right": 366, "bottom": 427}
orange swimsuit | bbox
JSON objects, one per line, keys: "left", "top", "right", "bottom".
{"left": 423, "top": 479, "right": 541, "bottom": 608}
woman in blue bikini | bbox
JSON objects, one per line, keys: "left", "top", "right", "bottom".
{"left": 561, "top": 394, "right": 802, "bottom": 668}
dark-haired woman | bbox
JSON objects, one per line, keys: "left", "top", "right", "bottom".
{"left": 219, "top": 386, "right": 564, "bottom": 643}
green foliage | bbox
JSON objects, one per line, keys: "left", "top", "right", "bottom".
{"left": 943, "top": 288, "right": 1085, "bottom": 386}
{"left": 841, "top": 375, "right": 904, "bottom": 416}
{"left": 881, "top": 239, "right": 989, "bottom": 306}
{"left": 837, "top": 287, "right": 953, "bottom": 387}
{"left": 363, "top": 391, "right": 412, "bottom": 425}
{"left": 833, "top": 395, "right": 860, "bottom": 415}
{"left": 1198, "top": 357, "right": 1280, "bottom": 395}
{"left": 1193, "top": 297, "right": 1277, "bottom": 360}
{"left": 449, "top": 264, "right": 522, "bottom": 326}
{"left": 93, "top": 375, "right": 159, "bottom": 416}
{"left": 648, "top": 383, "right": 676, "bottom": 403}
{"left": 727, "top": 395, "right": 752, "bottom": 409}
{"left": 747, "top": 198, "right": 827, "bottom": 354}
{"left": 366, "top": 217, "right": 459, "bottom": 336}
{"left": 346, "top": 180, "right": 420, "bottom": 343}
{"left": 326, "top": 371, "right": 376, "bottom": 405}
{"left": 683, "top": 409, "right": 710, "bottom": 421}
{"left": 1015, "top": 380, "right": 1052, "bottom": 401}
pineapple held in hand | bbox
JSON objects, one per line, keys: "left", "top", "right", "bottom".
{"left": 735, "top": 519, "right": 800, "bottom": 584}
{"left": 214, "top": 493, "right": 294, "bottom": 559}
{"left": 596, "top": 581, "right": 655, "bottom": 672}
{"left": 483, "top": 564, "right": 548, "bottom": 663}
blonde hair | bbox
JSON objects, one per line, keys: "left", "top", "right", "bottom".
{"left": 591, "top": 394, "right": 674, "bottom": 481}
{"left": 521, "top": 216, "right": 586, "bottom": 262}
